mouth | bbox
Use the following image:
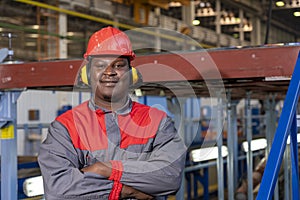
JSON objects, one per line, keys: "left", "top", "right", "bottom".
{"left": 100, "top": 80, "right": 119, "bottom": 87}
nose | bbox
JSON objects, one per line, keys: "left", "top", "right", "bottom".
{"left": 103, "top": 65, "right": 116, "bottom": 75}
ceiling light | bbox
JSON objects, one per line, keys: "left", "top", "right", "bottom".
{"left": 192, "top": 19, "right": 200, "bottom": 25}
{"left": 243, "top": 24, "right": 253, "bottom": 31}
{"left": 294, "top": 11, "right": 300, "bottom": 17}
{"left": 206, "top": 2, "right": 211, "bottom": 7}
{"left": 31, "top": 25, "right": 40, "bottom": 29}
{"left": 199, "top": 2, "right": 205, "bottom": 8}
{"left": 168, "top": 1, "right": 182, "bottom": 7}
{"left": 26, "top": 34, "right": 39, "bottom": 38}
{"left": 67, "top": 32, "right": 75, "bottom": 36}
{"left": 25, "top": 42, "right": 36, "bottom": 47}
{"left": 275, "top": 1, "right": 285, "bottom": 7}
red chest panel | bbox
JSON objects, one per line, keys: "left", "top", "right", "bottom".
{"left": 56, "top": 101, "right": 166, "bottom": 151}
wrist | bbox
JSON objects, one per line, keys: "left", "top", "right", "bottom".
{"left": 97, "top": 162, "right": 112, "bottom": 177}
{"left": 108, "top": 160, "right": 123, "bottom": 181}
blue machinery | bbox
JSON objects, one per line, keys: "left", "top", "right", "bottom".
{"left": 0, "top": 91, "right": 21, "bottom": 200}
{"left": 0, "top": 46, "right": 300, "bottom": 199}
{"left": 256, "top": 52, "right": 300, "bottom": 199}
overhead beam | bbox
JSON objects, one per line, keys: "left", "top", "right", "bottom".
{"left": 0, "top": 45, "right": 299, "bottom": 91}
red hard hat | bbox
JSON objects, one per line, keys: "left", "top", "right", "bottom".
{"left": 84, "top": 26, "right": 135, "bottom": 60}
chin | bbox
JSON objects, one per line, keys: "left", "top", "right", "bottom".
{"left": 103, "top": 95, "right": 113, "bottom": 102}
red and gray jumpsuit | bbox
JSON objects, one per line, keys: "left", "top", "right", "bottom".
{"left": 38, "top": 98, "right": 186, "bottom": 200}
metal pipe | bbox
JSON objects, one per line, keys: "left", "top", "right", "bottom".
{"left": 226, "top": 90, "right": 235, "bottom": 200}
{"left": 245, "top": 91, "right": 253, "bottom": 200}
{"left": 216, "top": 91, "right": 224, "bottom": 200}
{"left": 284, "top": 145, "right": 290, "bottom": 200}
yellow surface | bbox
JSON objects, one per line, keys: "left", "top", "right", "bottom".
{"left": 0, "top": 124, "right": 14, "bottom": 139}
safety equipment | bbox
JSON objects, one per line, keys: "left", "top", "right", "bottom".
{"left": 80, "top": 65, "right": 89, "bottom": 85}
{"left": 80, "top": 64, "right": 141, "bottom": 86}
{"left": 84, "top": 26, "right": 135, "bottom": 60}
{"left": 80, "top": 27, "right": 141, "bottom": 86}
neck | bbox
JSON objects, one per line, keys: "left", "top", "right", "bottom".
{"left": 94, "top": 96, "right": 128, "bottom": 111}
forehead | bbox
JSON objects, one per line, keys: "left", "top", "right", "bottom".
{"left": 89, "top": 55, "right": 128, "bottom": 63}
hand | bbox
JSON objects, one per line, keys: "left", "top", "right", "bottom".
{"left": 121, "top": 185, "right": 154, "bottom": 200}
{"left": 81, "top": 162, "right": 112, "bottom": 177}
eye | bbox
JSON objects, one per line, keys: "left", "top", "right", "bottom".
{"left": 93, "top": 62, "right": 106, "bottom": 68}
{"left": 115, "top": 64, "right": 124, "bottom": 68}
{"left": 113, "top": 62, "right": 127, "bottom": 69}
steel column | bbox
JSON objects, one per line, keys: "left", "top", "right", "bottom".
{"left": 232, "top": 100, "right": 239, "bottom": 190}
{"left": 264, "top": 94, "right": 279, "bottom": 199}
{"left": 216, "top": 92, "right": 224, "bottom": 200}
{"left": 283, "top": 145, "right": 290, "bottom": 200}
{"left": 174, "top": 97, "right": 186, "bottom": 200}
{"left": 226, "top": 90, "right": 238, "bottom": 200}
{"left": 0, "top": 91, "right": 21, "bottom": 200}
{"left": 245, "top": 91, "right": 253, "bottom": 200}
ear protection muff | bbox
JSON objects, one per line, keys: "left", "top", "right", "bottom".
{"left": 129, "top": 66, "right": 143, "bottom": 87}
{"left": 79, "top": 62, "right": 142, "bottom": 86}
{"left": 130, "top": 67, "right": 138, "bottom": 85}
{"left": 80, "top": 65, "right": 89, "bottom": 85}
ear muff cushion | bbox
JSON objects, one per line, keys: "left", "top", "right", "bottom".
{"left": 131, "top": 67, "right": 138, "bottom": 85}
{"left": 130, "top": 67, "right": 143, "bottom": 87}
{"left": 81, "top": 65, "right": 89, "bottom": 85}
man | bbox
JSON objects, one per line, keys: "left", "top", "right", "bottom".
{"left": 38, "top": 26, "right": 186, "bottom": 200}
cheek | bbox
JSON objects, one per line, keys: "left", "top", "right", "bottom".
{"left": 90, "top": 69, "right": 101, "bottom": 81}
{"left": 120, "top": 71, "right": 131, "bottom": 84}
{"left": 90, "top": 70, "right": 101, "bottom": 89}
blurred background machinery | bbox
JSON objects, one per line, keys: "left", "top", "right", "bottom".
{"left": 0, "top": 1, "right": 300, "bottom": 200}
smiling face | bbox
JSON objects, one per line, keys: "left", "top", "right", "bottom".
{"left": 89, "top": 56, "right": 131, "bottom": 109}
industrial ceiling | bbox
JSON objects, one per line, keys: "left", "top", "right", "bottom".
{"left": 0, "top": 0, "right": 299, "bottom": 62}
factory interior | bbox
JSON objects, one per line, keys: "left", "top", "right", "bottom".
{"left": 0, "top": 0, "right": 300, "bottom": 199}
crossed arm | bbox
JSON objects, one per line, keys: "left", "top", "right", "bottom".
{"left": 81, "top": 162, "right": 153, "bottom": 199}
{"left": 38, "top": 118, "right": 186, "bottom": 199}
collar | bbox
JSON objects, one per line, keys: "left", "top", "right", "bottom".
{"left": 88, "top": 97, "right": 132, "bottom": 115}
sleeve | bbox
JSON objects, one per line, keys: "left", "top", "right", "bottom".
{"left": 38, "top": 121, "right": 115, "bottom": 200}
{"left": 119, "top": 116, "right": 187, "bottom": 196}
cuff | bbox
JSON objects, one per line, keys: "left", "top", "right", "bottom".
{"left": 109, "top": 181, "right": 123, "bottom": 200}
{"left": 108, "top": 160, "right": 123, "bottom": 181}
{"left": 108, "top": 160, "right": 123, "bottom": 200}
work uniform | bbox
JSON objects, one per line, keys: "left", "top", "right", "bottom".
{"left": 38, "top": 98, "right": 186, "bottom": 200}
